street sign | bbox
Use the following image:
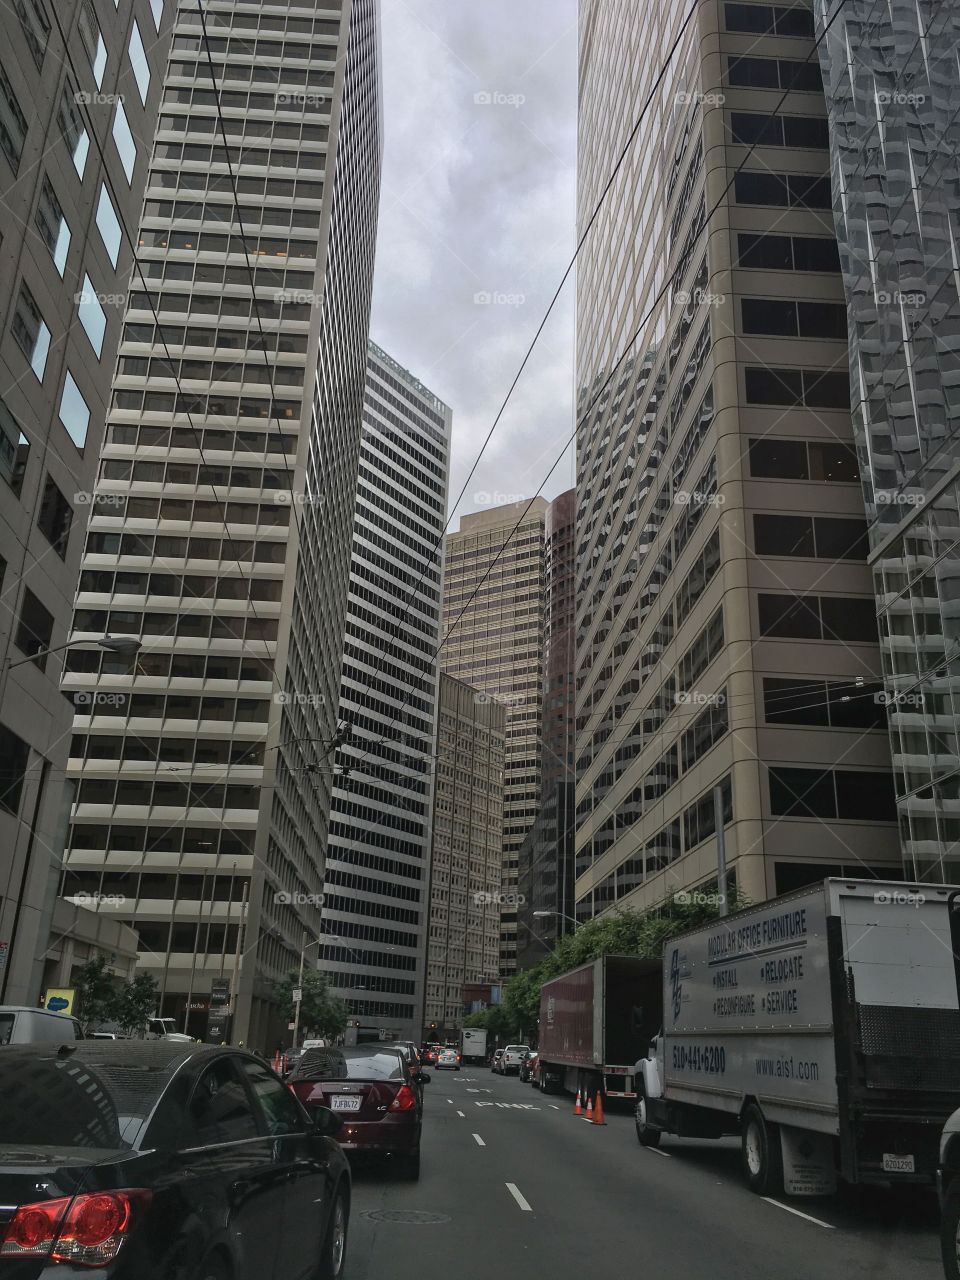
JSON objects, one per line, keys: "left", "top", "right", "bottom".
{"left": 204, "top": 1012, "right": 230, "bottom": 1044}
{"left": 44, "top": 988, "right": 75, "bottom": 1015}
{"left": 210, "top": 979, "right": 230, "bottom": 1006}
{"left": 292, "top": 987, "right": 303, "bottom": 1003}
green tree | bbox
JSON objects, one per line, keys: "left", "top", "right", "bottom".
{"left": 73, "top": 954, "right": 120, "bottom": 1032}
{"left": 274, "top": 969, "right": 347, "bottom": 1044}
{"left": 504, "top": 892, "right": 746, "bottom": 1042}
{"left": 112, "top": 973, "right": 160, "bottom": 1036}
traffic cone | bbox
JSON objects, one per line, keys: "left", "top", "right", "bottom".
{"left": 585, "top": 1095, "right": 594, "bottom": 1121}
{"left": 593, "top": 1092, "right": 606, "bottom": 1125}
{"left": 574, "top": 1089, "right": 582, "bottom": 1116}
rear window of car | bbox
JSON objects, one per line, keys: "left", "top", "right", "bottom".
{"left": 294, "top": 1049, "right": 404, "bottom": 1081}
{"left": 506, "top": 1045, "right": 529, "bottom": 1052}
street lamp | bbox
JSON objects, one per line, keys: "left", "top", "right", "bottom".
{"left": 4, "top": 634, "right": 142, "bottom": 672}
{"left": 533, "top": 909, "right": 580, "bottom": 932}
{"left": 292, "top": 932, "right": 322, "bottom": 1048}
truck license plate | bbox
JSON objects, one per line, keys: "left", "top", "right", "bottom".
{"left": 330, "top": 1096, "right": 362, "bottom": 1111}
{"left": 882, "top": 1153, "right": 915, "bottom": 1174}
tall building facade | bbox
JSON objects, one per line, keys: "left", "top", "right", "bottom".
{"left": 0, "top": 0, "right": 173, "bottom": 1004}
{"left": 816, "top": 0, "right": 960, "bottom": 882}
{"left": 60, "top": 0, "right": 383, "bottom": 1049}
{"left": 320, "top": 342, "right": 451, "bottom": 1044}
{"left": 573, "top": 0, "right": 902, "bottom": 923}
{"left": 517, "top": 488, "right": 576, "bottom": 966}
{"left": 425, "top": 672, "right": 505, "bottom": 1037}
{"left": 441, "top": 498, "right": 547, "bottom": 976}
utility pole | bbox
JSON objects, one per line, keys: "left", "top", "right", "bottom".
{"left": 292, "top": 928, "right": 307, "bottom": 1047}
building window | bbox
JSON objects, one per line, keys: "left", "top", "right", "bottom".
{"left": 14, "top": 587, "right": 54, "bottom": 669}
{"left": 727, "top": 56, "right": 822, "bottom": 92}
{"left": 11, "top": 283, "right": 51, "bottom": 380}
{"left": 14, "top": 0, "right": 51, "bottom": 69}
{"left": 745, "top": 366, "right": 849, "bottom": 409}
{"left": 763, "top": 677, "right": 886, "bottom": 730}
{"left": 738, "top": 232, "right": 840, "bottom": 272}
{"left": 128, "top": 20, "right": 150, "bottom": 103}
{"left": 769, "top": 767, "right": 896, "bottom": 821}
{"left": 0, "top": 723, "right": 31, "bottom": 816}
{"left": 37, "top": 475, "right": 73, "bottom": 558}
{"left": 58, "top": 83, "right": 89, "bottom": 176}
{"left": 150, "top": 0, "right": 164, "bottom": 30}
{"left": 0, "top": 397, "right": 29, "bottom": 496}
{"left": 741, "top": 298, "right": 847, "bottom": 339}
{"left": 748, "top": 437, "right": 858, "bottom": 482}
{"left": 36, "top": 175, "right": 71, "bottom": 276}
{"left": 754, "top": 514, "right": 867, "bottom": 560}
{"left": 58, "top": 371, "right": 91, "bottom": 448}
{"left": 0, "top": 59, "right": 28, "bottom": 173}
{"left": 734, "top": 171, "right": 832, "bottom": 209}
{"left": 79, "top": 0, "right": 107, "bottom": 87}
{"left": 95, "top": 184, "right": 122, "bottom": 266}
{"left": 112, "top": 99, "right": 136, "bottom": 181}
{"left": 77, "top": 274, "right": 107, "bottom": 356}
{"left": 730, "top": 112, "right": 828, "bottom": 149}
{"left": 725, "top": 4, "right": 815, "bottom": 38}
{"left": 758, "top": 593, "right": 878, "bottom": 643}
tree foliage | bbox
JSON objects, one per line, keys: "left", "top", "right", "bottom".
{"left": 274, "top": 968, "right": 347, "bottom": 1044}
{"left": 499, "top": 894, "right": 745, "bottom": 1039}
{"left": 72, "top": 955, "right": 159, "bottom": 1034}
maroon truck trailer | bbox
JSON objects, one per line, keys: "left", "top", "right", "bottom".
{"left": 536, "top": 955, "right": 662, "bottom": 1100}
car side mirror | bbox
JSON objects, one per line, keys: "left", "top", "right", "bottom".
{"left": 312, "top": 1107, "right": 344, "bottom": 1138}
{"left": 419, "top": 1073, "right": 431, "bottom": 1084}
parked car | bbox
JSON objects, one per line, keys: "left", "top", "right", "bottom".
{"left": 491, "top": 1049, "right": 504, "bottom": 1072}
{"left": 0, "top": 1005, "right": 82, "bottom": 1045}
{"left": 436, "top": 1048, "right": 461, "bottom": 1071}
{"left": 940, "top": 1106, "right": 960, "bottom": 1279}
{"left": 500, "top": 1044, "right": 531, "bottom": 1075}
{"left": 289, "top": 1045, "right": 429, "bottom": 1180}
{"left": 0, "top": 1040, "right": 350, "bottom": 1279}
{"left": 519, "top": 1051, "right": 538, "bottom": 1083}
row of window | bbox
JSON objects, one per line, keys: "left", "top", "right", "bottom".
{"left": 105, "top": 424, "right": 294, "bottom": 456}
{"left": 735, "top": 170, "right": 832, "bottom": 210}
{"left": 85, "top": 530, "right": 287, "bottom": 563}
{"left": 741, "top": 297, "right": 847, "bottom": 340}
{"left": 753, "top": 513, "right": 868, "bottom": 560}
{"left": 727, "top": 55, "right": 823, "bottom": 92}
{"left": 725, "top": 3, "right": 814, "bottom": 38}
{"left": 112, "top": 390, "right": 302, "bottom": 420}
{"left": 72, "top": 611, "right": 278, "bottom": 643}
{"left": 71, "top": 732, "right": 265, "bottom": 764}
{"left": 66, "top": 822, "right": 253, "bottom": 855}
{"left": 78, "top": 569, "right": 283, "bottom": 602}
{"left": 758, "top": 593, "right": 878, "bottom": 643}
{"left": 730, "top": 110, "right": 828, "bottom": 149}
{"left": 738, "top": 232, "right": 840, "bottom": 273}
{"left": 75, "top": 779, "right": 261, "bottom": 809}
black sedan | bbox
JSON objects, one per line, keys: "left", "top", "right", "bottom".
{"left": 0, "top": 1040, "right": 350, "bottom": 1279}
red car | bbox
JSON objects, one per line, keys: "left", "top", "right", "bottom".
{"left": 289, "top": 1045, "right": 429, "bottom": 1180}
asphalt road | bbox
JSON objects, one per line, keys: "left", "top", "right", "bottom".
{"left": 346, "top": 1066, "right": 941, "bottom": 1280}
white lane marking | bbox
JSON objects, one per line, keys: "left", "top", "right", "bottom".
{"left": 506, "top": 1182, "right": 532, "bottom": 1212}
{"left": 446, "top": 1098, "right": 453, "bottom": 1104}
{"left": 472, "top": 1133, "right": 486, "bottom": 1147}
{"left": 549, "top": 1104, "right": 559, "bottom": 1110}
{"left": 646, "top": 1146, "right": 671, "bottom": 1157}
{"left": 457, "top": 1110, "right": 465, "bottom": 1117}
{"left": 761, "top": 1198, "right": 835, "bottom": 1229}
{"left": 467, "top": 1088, "right": 479, "bottom": 1093}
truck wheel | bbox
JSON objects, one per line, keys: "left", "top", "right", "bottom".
{"left": 941, "top": 1178, "right": 960, "bottom": 1280}
{"left": 741, "top": 1104, "right": 783, "bottom": 1195}
{"left": 634, "top": 1084, "right": 661, "bottom": 1148}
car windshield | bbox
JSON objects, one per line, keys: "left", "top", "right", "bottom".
{"left": 293, "top": 1049, "right": 404, "bottom": 1081}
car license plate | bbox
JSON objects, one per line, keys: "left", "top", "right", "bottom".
{"left": 882, "top": 1153, "right": 915, "bottom": 1174}
{"left": 330, "top": 1096, "right": 362, "bottom": 1112}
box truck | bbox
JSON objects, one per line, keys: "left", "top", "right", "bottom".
{"left": 461, "top": 1027, "right": 488, "bottom": 1064}
{"left": 635, "top": 879, "right": 960, "bottom": 1196}
{"left": 537, "top": 954, "right": 662, "bottom": 1099}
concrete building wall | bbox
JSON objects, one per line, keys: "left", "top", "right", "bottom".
{"left": 425, "top": 672, "right": 505, "bottom": 1036}
{"left": 60, "top": 0, "right": 382, "bottom": 1050}
{"left": 573, "top": 0, "right": 900, "bottom": 924}
{"left": 0, "top": 0, "right": 173, "bottom": 1004}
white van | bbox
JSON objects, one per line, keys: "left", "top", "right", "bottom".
{"left": 0, "top": 1006, "right": 82, "bottom": 1045}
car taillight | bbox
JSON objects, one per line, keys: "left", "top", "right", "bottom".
{"left": 389, "top": 1085, "right": 417, "bottom": 1112}
{"left": 1, "top": 1190, "right": 151, "bottom": 1267}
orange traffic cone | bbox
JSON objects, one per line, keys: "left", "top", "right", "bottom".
{"left": 574, "top": 1089, "right": 582, "bottom": 1116}
{"left": 593, "top": 1092, "right": 606, "bottom": 1125}
{"left": 585, "top": 1095, "right": 594, "bottom": 1121}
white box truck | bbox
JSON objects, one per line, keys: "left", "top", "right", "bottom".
{"left": 461, "top": 1027, "right": 488, "bottom": 1064}
{"left": 635, "top": 879, "right": 960, "bottom": 1196}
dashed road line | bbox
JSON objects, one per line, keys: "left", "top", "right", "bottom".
{"left": 472, "top": 1133, "right": 486, "bottom": 1147}
{"left": 761, "top": 1198, "right": 835, "bottom": 1229}
{"left": 456, "top": 1110, "right": 465, "bottom": 1117}
{"left": 548, "top": 1104, "right": 560, "bottom": 1110}
{"left": 646, "top": 1146, "right": 671, "bottom": 1157}
{"left": 506, "top": 1183, "right": 532, "bottom": 1212}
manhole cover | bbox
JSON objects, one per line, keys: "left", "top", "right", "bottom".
{"left": 362, "top": 1210, "right": 450, "bottom": 1225}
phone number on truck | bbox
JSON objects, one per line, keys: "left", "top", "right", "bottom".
{"left": 671, "top": 1043, "right": 727, "bottom": 1074}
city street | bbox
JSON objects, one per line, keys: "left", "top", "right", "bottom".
{"left": 348, "top": 1068, "right": 942, "bottom": 1280}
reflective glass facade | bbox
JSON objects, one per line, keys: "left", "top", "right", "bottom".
{"left": 816, "top": 0, "right": 960, "bottom": 880}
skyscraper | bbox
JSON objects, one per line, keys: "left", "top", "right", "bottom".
{"left": 573, "top": 0, "right": 901, "bottom": 923}
{"left": 424, "top": 672, "right": 505, "bottom": 1038}
{"left": 320, "top": 341, "right": 451, "bottom": 1043}
{"left": 517, "top": 488, "right": 576, "bottom": 965}
{"left": 816, "top": 0, "right": 960, "bottom": 882}
{"left": 441, "top": 498, "right": 547, "bottom": 977}
{"left": 0, "top": 0, "right": 173, "bottom": 1004}
{"left": 61, "top": 0, "right": 383, "bottom": 1048}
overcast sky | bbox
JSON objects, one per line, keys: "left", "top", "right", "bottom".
{"left": 369, "top": 0, "right": 579, "bottom": 526}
